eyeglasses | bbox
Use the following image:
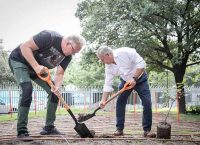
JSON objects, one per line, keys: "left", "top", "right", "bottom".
{"left": 68, "top": 43, "right": 75, "bottom": 54}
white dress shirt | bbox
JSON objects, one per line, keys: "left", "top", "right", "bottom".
{"left": 103, "top": 47, "right": 146, "bottom": 92}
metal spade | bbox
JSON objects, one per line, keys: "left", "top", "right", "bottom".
{"left": 37, "top": 67, "right": 93, "bottom": 138}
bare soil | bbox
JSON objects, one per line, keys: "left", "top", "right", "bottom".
{"left": 0, "top": 112, "right": 200, "bottom": 145}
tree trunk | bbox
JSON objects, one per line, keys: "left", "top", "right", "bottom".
{"left": 176, "top": 83, "right": 186, "bottom": 114}
{"left": 174, "top": 68, "right": 186, "bottom": 114}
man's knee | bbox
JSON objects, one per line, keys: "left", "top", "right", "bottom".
{"left": 20, "top": 82, "right": 33, "bottom": 107}
{"left": 51, "top": 93, "right": 59, "bottom": 103}
{"left": 142, "top": 99, "right": 152, "bottom": 109}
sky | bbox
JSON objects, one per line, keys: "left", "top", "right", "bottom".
{"left": 0, "top": 0, "right": 82, "bottom": 51}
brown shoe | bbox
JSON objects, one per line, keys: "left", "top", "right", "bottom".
{"left": 113, "top": 129, "right": 123, "bottom": 136}
{"left": 144, "top": 131, "right": 156, "bottom": 138}
{"left": 17, "top": 132, "right": 33, "bottom": 142}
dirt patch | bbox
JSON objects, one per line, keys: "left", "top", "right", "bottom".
{"left": 1, "top": 139, "right": 199, "bottom": 145}
{"left": 0, "top": 112, "right": 199, "bottom": 145}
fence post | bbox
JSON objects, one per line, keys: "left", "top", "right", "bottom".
{"left": 154, "top": 91, "right": 158, "bottom": 113}
{"left": 34, "top": 91, "right": 37, "bottom": 115}
{"left": 154, "top": 90, "right": 160, "bottom": 121}
{"left": 84, "top": 94, "right": 87, "bottom": 113}
{"left": 9, "top": 86, "right": 13, "bottom": 118}
{"left": 133, "top": 92, "right": 136, "bottom": 113}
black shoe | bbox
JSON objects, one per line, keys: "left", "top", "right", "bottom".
{"left": 113, "top": 129, "right": 123, "bottom": 136}
{"left": 17, "top": 132, "right": 33, "bottom": 141}
{"left": 40, "top": 126, "right": 62, "bottom": 135}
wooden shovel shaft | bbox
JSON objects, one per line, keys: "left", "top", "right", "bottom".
{"left": 47, "top": 79, "right": 79, "bottom": 124}
{"left": 48, "top": 81, "right": 70, "bottom": 110}
{"left": 104, "top": 88, "right": 125, "bottom": 105}
{"left": 77, "top": 85, "right": 130, "bottom": 122}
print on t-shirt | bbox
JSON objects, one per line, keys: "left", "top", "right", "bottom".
{"left": 36, "top": 46, "right": 65, "bottom": 69}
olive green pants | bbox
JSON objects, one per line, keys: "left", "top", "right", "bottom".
{"left": 9, "top": 59, "right": 58, "bottom": 134}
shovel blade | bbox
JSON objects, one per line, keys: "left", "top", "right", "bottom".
{"left": 74, "top": 123, "right": 94, "bottom": 138}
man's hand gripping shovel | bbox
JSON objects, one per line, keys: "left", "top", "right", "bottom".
{"left": 77, "top": 83, "right": 133, "bottom": 122}
{"left": 37, "top": 67, "right": 94, "bottom": 138}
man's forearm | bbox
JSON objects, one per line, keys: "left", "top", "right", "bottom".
{"left": 21, "top": 46, "right": 39, "bottom": 70}
{"left": 54, "top": 66, "right": 65, "bottom": 89}
{"left": 54, "top": 74, "right": 64, "bottom": 89}
{"left": 101, "top": 92, "right": 110, "bottom": 102}
{"left": 133, "top": 68, "right": 145, "bottom": 80}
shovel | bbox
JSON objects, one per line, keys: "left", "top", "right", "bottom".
{"left": 37, "top": 67, "right": 93, "bottom": 138}
{"left": 78, "top": 83, "right": 132, "bottom": 122}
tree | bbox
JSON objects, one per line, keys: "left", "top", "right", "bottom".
{"left": 63, "top": 54, "right": 105, "bottom": 86}
{"left": 0, "top": 39, "right": 15, "bottom": 83}
{"left": 184, "top": 64, "right": 200, "bottom": 86}
{"left": 76, "top": 0, "right": 200, "bottom": 113}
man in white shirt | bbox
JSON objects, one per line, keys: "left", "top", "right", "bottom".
{"left": 97, "top": 46, "right": 156, "bottom": 138}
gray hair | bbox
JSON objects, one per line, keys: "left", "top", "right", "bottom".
{"left": 67, "top": 35, "right": 86, "bottom": 48}
{"left": 96, "top": 46, "right": 113, "bottom": 57}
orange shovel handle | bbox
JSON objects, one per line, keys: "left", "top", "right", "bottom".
{"left": 37, "top": 67, "right": 70, "bottom": 110}
{"left": 105, "top": 82, "right": 133, "bottom": 105}
{"left": 37, "top": 67, "right": 53, "bottom": 87}
{"left": 122, "top": 82, "right": 133, "bottom": 91}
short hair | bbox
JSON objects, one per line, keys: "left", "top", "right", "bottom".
{"left": 96, "top": 46, "right": 113, "bottom": 57}
{"left": 67, "top": 35, "right": 86, "bottom": 49}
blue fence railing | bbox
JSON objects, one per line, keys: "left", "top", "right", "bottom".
{"left": 0, "top": 84, "right": 200, "bottom": 114}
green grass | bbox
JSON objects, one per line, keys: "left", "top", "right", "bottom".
{"left": 0, "top": 111, "right": 48, "bottom": 122}
{"left": 129, "top": 108, "right": 200, "bottom": 122}
{"left": 0, "top": 107, "right": 199, "bottom": 122}
{"left": 0, "top": 108, "right": 81, "bottom": 122}
{"left": 156, "top": 108, "right": 200, "bottom": 122}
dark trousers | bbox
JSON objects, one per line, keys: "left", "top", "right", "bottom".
{"left": 116, "top": 72, "right": 152, "bottom": 131}
{"left": 8, "top": 58, "right": 59, "bottom": 134}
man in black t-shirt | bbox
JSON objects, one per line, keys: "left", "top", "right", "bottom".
{"left": 8, "top": 30, "right": 86, "bottom": 138}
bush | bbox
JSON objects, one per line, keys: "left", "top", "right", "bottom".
{"left": 187, "top": 105, "right": 200, "bottom": 114}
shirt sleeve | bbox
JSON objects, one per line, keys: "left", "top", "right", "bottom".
{"left": 103, "top": 65, "right": 115, "bottom": 92}
{"left": 128, "top": 49, "right": 146, "bottom": 68}
{"left": 33, "top": 30, "right": 52, "bottom": 49}
{"left": 60, "top": 55, "right": 72, "bottom": 71}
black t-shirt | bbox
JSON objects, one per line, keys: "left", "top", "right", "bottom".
{"left": 9, "top": 30, "right": 72, "bottom": 71}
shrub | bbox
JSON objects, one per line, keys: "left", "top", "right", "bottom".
{"left": 187, "top": 105, "right": 200, "bottom": 114}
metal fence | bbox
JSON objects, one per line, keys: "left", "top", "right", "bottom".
{"left": 0, "top": 83, "right": 200, "bottom": 114}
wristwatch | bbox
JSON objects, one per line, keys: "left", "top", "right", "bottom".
{"left": 133, "top": 76, "right": 138, "bottom": 82}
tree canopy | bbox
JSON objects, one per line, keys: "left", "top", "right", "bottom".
{"left": 75, "top": 0, "right": 200, "bottom": 113}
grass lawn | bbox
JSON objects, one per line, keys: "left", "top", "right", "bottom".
{"left": 0, "top": 108, "right": 80, "bottom": 122}
{"left": 0, "top": 108, "right": 200, "bottom": 122}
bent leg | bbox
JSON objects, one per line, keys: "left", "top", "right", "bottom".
{"left": 33, "top": 78, "right": 59, "bottom": 126}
